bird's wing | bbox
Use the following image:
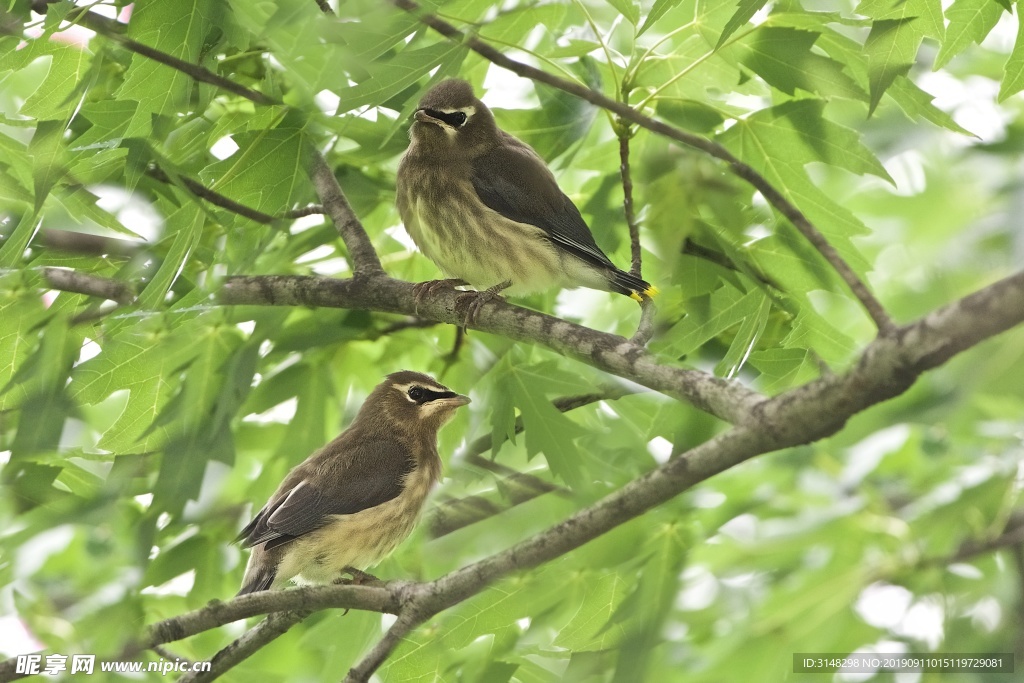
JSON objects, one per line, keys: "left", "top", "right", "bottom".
{"left": 236, "top": 441, "right": 414, "bottom": 551}
{"left": 470, "top": 140, "right": 618, "bottom": 271}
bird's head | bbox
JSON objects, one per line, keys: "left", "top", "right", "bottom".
{"left": 360, "top": 370, "right": 470, "bottom": 436}
{"left": 409, "top": 79, "right": 497, "bottom": 156}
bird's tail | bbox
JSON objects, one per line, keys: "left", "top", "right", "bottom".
{"left": 237, "top": 560, "right": 277, "bottom": 596}
{"left": 610, "top": 268, "right": 659, "bottom": 302}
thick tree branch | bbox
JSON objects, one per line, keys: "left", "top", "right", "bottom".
{"left": 307, "top": 151, "right": 385, "bottom": 278}
{"left": 390, "top": 0, "right": 896, "bottom": 335}
{"left": 138, "top": 584, "right": 402, "bottom": 654}
{"left": 218, "top": 274, "right": 761, "bottom": 424}
{"left": 29, "top": 2, "right": 278, "bottom": 106}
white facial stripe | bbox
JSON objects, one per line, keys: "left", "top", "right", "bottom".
{"left": 436, "top": 105, "right": 476, "bottom": 117}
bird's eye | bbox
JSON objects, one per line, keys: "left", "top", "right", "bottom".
{"left": 408, "top": 386, "right": 425, "bottom": 402}
{"left": 451, "top": 112, "right": 467, "bottom": 126}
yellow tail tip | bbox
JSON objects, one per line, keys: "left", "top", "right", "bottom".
{"left": 629, "top": 285, "right": 659, "bottom": 302}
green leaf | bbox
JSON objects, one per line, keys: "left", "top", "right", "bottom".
{"left": 736, "top": 27, "right": 868, "bottom": 101}
{"left": 0, "top": 212, "right": 41, "bottom": 269}
{"left": 136, "top": 203, "right": 205, "bottom": 308}
{"left": 74, "top": 100, "right": 152, "bottom": 149}
{"left": 334, "top": 42, "right": 468, "bottom": 114}
{"left": 554, "top": 572, "right": 631, "bottom": 650}
{"left": 783, "top": 306, "right": 857, "bottom": 365}
{"left": 864, "top": 18, "right": 924, "bottom": 114}
{"left": 715, "top": 291, "right": 770, "bottom": 378}
{"left": 18, "top": 42, "right": 92, "bottom": 120}
{"left": 748, "top": 347, "right": 819, "bottom": 392}
{"left": 481, "top": 5, "right": 567, "bottom": 43}
{"left": 10, "top": 317, "right": 80, "bottom": 459}
{"left": 201, "top": 127, "right": 309, "bottom": 215}
{"left": 28, "top": 119, "right": 67, "bottom": 212}
{"left": 717, "top": 0, "right": 770, "bottom": 48}
{"left": 117, "top": 0, "right": 217, "bottom": 115}
{"left": 887, "top": 75, "right": 974, "bottom": 134}
{"left": 934, "top": 0, "right": 1005, "bottom": 70}
{"left": 857, "top": 0, "right": 944, "bottom": 40}
{"left": 638, "top": 0, "right": 684, "bottom": 37}
{"left": 659, "top": 286, "right": 763, "bottom": 357}
{"left": 999, "top": 8, "right": 1024, "bottom": 101}
{"left": 718, "top": 102, "right": 880, "bottom": 276}
{"left": 605, "top": 0, "right": 640, "bottom": 26}
{"left": 0, "top": 280, "right": 50, "bottom": 410}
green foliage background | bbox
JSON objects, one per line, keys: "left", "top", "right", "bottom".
{"left": 1, "top": 0, "right": 1023, "bottom": 680}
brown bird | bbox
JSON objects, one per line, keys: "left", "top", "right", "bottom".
{"left": 236, "top": 371, "right": 469, "bottom": 595}
{"left": 396, "top": 78, "right": 656, "bottom": 309}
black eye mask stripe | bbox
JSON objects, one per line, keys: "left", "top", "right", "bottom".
{"left": 414, "top": 388, "right": 458, "bottom": 404}
{"left": 421, "top": 109, "right": 466, "bottom": 127}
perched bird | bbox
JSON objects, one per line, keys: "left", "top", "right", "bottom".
{"left": 236, "top": 371, "right": 469, "bottom": 595}
{"left": 396, "top": 78, "right": 656, "bottom": 314}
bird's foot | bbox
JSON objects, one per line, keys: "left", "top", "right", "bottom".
{"left": 333, "top": 566, "right": 381, "bottom": 586}
{"left": 456, "top": 280, "right": 511, "bottom": 326}
{"left": 412, "top": 279, "right": 468, "bottom": 314}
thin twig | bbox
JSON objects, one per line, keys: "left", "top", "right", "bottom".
{"left": 344, "top": 607, "right": 426, "bottom": 683}
{"left": 27, "top": 1, "right": 278, "bottom": 106}
{"left": 151, "top": 645, "right": 195, "bottom": 668}
{"left": 391, "top": 0, "right": 896, "bottom": 336}
{"left": 146, "top": 166, "right": 278, "bottom": 225}
{"left": 314, "top": 0, "right": 335, "bottom": 14}
{"left": 177, "top": 610, "right": 309, "bottom": 683}
{"left": 617, "top": 125, "right": 642, "bottom": 278}
{"left": 630, "top": 296, "right": 657, "bottom": 346}
{"left": 282, "top": 204, "right": 325, "bottom": 219}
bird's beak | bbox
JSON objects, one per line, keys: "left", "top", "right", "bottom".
{"left": 444, "top": 394, "right": 471, "bottom": 407}
{"left": 414, "top": 109, "right": 438, "bottom": 124}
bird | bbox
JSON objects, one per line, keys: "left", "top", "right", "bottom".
{"left": 396, "top": 78, "right": 656, "bottom": 318}
{"left": 236, "top": 371, "right": 470, "bottom": 595}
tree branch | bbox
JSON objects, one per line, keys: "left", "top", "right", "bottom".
{"left": 390, "top": 0, "right": 896, "bottom": 335}
{"left": 146, "top": 166, "right": 278, "bottom": 225}
{"left": 218, "top": 274, "right": 761, "bottom": 424}
{"left": 344, "top": 605, "right": 426, "bottom": 683}
{"left": 41, "top": 267, "right": 135, "bottom": 306}
{"left": 29, "top": 1, "right": 278, "bottom": 106}
{"left": 178, "top": 610, "right": 308, "bottom": 683}
{"left": 137, "top": 584, "right": 402, "bottom": 654}
{"left": 229, "top": 268, "right": 1024, "bottom": 682}
{"left": 617, "top": 126, "right": 642, "bottom": 279}
{"left": 307, "top": 151, "right": 385, "bottom": 278}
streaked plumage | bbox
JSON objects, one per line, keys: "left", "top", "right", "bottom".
{"left": 397, "top": 79, "right": 656, "bottom": 301}
{"left": 237, "top": 371, "right": 469, "bottom": 595}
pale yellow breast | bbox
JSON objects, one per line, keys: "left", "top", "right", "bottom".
{"left": 275, "top": 464, "right": 438, "bottom": 586}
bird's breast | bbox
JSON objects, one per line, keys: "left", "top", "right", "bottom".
{"left": 277, "top": 457, "right": 439, "bottom": 585}
{"left": 397, "top": 163, "right": 564, "bottom": 295}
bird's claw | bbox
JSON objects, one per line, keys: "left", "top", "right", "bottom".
{"left": 412, "top": 279, "right": 468, "bottom": 315}
{"left": 455, "top": 280, "right": 511, "bottom": 326}
{"left": 333, "top": 566, "right": 381, "bottom": 587}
